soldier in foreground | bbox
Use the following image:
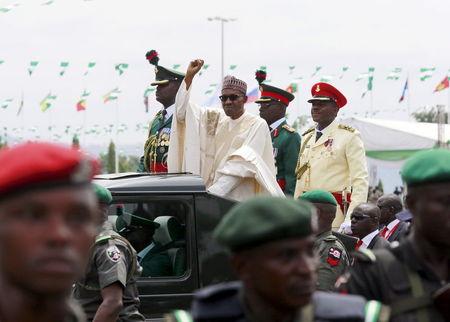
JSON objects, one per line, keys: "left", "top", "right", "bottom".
{"left": 0, "top": 142, "right": 99, "bottom": 322}
{"left": 340, "top": 149, "right": 450, "bottom": 322}
{"left": 73, "top": 184, "right": 145, "bottom": 321}
{"left": 255, "top": 69, "right": 300, "bottom": 196}
{"left": 299, "top": 190, "right": 350, "bottom": 291}
{"left": 166, "top": 196, "right": 388, "bottom": 322}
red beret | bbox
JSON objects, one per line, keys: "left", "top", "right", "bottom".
{"left": 0, "top": 142, "right": 99, "bottom": 198}
{"left": 307, "top": 82, "right": 347, "bottom": 108}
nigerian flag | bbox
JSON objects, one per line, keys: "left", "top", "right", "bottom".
{"left": 199, "top": 64, "right": 210, "bottom": 76}
{"left": 115, "top": 63, "right": 129, "bottom": 76}
{"left": 59, "top": 61, "right": 69, "bottom": 76}
{"left": 28, "top": 61, "right": 39, "bottom": 76}
{"left": 311, "top": 66, "right": 322, "bottom": 77}
{"left": 339, "top": 66, "right": 349, "bottom": 79}
{"left": 1, "top": 98, "right": 13, "bottom": 109}
{"left": 229, "top": 64, "right": 238, "bottom": 70}
{"left": 40, "top": 93, "right": 57, "bottom": 112}
{"left": 419, "top": 67, "right": 435, "bottom": 81}
{"left": 84, "top": 62, "right": 96, "bottom": 75}
{"left": 103, "top": 88, "right": 121, "bottom": 103}
{"left": 387, "top": 68, "right": 402, "bottom": 80}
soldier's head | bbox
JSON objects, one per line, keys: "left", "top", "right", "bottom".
{"left": 214, "top": 197, "right": 318, "bottom": 310}
{"left": 0, "top": 142, "right": 100, "bottom": 296}
{"left": 308, "top": 83, "right": 347, "bottom": 129}
{"left": 147, "top": 49, "right": 185, "bottom": 108}
{"left": 256, "top": 84, "right": 294, "bottom": 126}
{"left": 376, "top": 194, "right": 403, "bottom": 226}
{"left": 220, "top": 76, "right": 247, "bottom": 120}
{"left": 299, "top": 190, "right": 337, "bottom": 235}
{"left": 93, "top": 183, "right": 113, "bottom": 222}
{"left": 402, "top": 149, "right": 450, "bottom": 249}
{"left": 350, "top": 203, "right": 380, "bottom": 239}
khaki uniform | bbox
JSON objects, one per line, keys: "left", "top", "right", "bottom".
{"left": 73, "top": 224, "right": 145, "bottom": 321}
{"left": 314, "top": 231, "right": 350, "bottom": 292}
{"left": 294, "top": 120, "right": 368, "bottom": 229}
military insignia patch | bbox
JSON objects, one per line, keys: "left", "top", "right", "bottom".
{"left": 106, "top": 245, "right": 121, "bottom": 262}
{"left": 327, "top": 247, "right": 341, "bottom": 267}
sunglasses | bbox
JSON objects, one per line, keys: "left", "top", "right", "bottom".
{"left": 350, "top": 214, "right": 372, "bottom": 221}
{"left": 219, "top": 94, "right": 243, "bottom": 102}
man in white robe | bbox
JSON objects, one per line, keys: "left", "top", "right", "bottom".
{"left": 168, "top": 59, "right": 283, "bottom": 201}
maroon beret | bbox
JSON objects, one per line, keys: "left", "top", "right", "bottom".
{"left": 0, "top": 142, "right": 99, "bottom": 198}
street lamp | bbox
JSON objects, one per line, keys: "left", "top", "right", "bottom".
{"left": 207, "top": 16, "right": 237, "bottom": 82}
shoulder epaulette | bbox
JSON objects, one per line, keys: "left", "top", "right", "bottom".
{"left": 282, "top": 124, "right": 296, "bottom": 133}
{"left": 354, "top": 248, "right": 376, "bottom": 263}
{"left": 302, "top": 127, "right": 315, "bottom": 136}
{"left": 338, "top": 124, "right": 356, "bottom": 132}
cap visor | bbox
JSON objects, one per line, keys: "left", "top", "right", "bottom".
{"left": 255, "top": 98, "right": 272, "bottom": 103}
{"left": 307, "top": 97, "right": 334, "bottom": 103}
{"left": 150, "top": 80, "right": 170, "bottom": 86}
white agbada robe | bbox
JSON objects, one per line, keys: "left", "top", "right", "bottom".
{"left": 168, "top": 82, "right": 283, "bottom": 201}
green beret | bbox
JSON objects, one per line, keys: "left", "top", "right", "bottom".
{"left": 402, "top": 149, "right": 450, "bottom": 186}
{"left": 93, "top": 183, "right": 113, "bottom": 205}
{"left": 213, "top": 196, "right": 315, "bottom": 251}
{"left": 299, "top": 189, "right": 337, "bottom": 206}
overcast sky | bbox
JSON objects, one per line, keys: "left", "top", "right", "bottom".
{"left": 1, "top": 0, "right": 449, "bottom": 152}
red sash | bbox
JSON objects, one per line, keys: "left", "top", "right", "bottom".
{"left": 150, "top": 162, "right": 168, "bottom": 173}
{"left": 331, "top": 192, "right": 352, "bottom": 214}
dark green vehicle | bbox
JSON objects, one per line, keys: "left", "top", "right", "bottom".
{"left": 95, "top": 173, "right": 237, "bottom": 321}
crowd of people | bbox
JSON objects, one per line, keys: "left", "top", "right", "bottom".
{"left": 0, "top": 51, "right": 448, "bottom": 322}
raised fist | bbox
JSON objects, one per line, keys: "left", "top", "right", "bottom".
{"left": 186, "top": 59, "right": 204, "bottom": 77}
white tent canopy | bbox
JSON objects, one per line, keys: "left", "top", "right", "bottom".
{"left": 339, "top": 117, "right": 450, "bottom": 190}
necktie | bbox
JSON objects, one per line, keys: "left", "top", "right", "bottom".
{"left": 355, "top": 239, "right": 363, "bottom": 250}
{"left": 315, "top": 131, "right": 323, "bottom": 142}
{"left": 380, "top": 226, "right": 389, "bottom": 238}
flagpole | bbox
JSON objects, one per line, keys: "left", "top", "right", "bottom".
{"left": 407, "top": 75, "right": 411, "bottom": 117}
{"left": 114, "top": 99, "right": 119, "bottom": 174}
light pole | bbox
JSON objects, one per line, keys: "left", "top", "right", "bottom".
{"left": 207, "top": 16, "right": 237, "bottom": 82}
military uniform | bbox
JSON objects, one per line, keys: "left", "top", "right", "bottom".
{"left": 73, "top": 223, "right": 145, "bottom": 321}
{"left": 138, "top": 49, "right": 185, "bottom": 173}
{"left": 314, "top": 231, "right": 349, "bottom": 292}
{"left": 341, "top": 240, "right": 448, "bottom": 322}
{"left": 166, "top": 282, "right": 388, "bottom": 322}
{"left": 294, "top": 83, "right": 369, "bottom": 229}
{"left": 255, "top": 83, "right": 300, "bottom": 195}
{"left": 139, "top": 110, "right": 173, "bottom": 173}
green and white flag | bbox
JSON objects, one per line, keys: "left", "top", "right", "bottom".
{"left": 419, "top": 67, "right": 435, "bottom": 81}
{"left": 387, "top": 68, "right": 402, "bottom": 80}
{"left": 320, "top": 75, "right": 334, "bottom": 83}
{"left": 172, "top": 64, "right": 181, "bottom": 70}
{"left": 339, "top": 66, "right": 349, "bottom": 79}
{"left": 229, "top": 64, "right": 238, "bottom": 70}
{"left": 0, "top": 60, "right": 4, "bottom": 65}
{"left": 311, "top": 66, "right": 322, "bottom": 77}
{"left": 143, "top": 87, "right": 155, "bottom": 97}
{"left": 28, "top": 61, "right": 39, "bottom": 76}
{"left": 199, "top": 64, "right": 210, "bottom": 76}
{"left": 40, "top": 93, "right": 57, "bottom": 112}
{"left": 205, "top": 83, "right": 218, "bottom": 95}
{"left": 103, "top": 88, "right": 120, "bottom": 103}
{"left": 1, "top": 98, "right": 13, "bottom": 109}
{"left": 84, "top": 62, "right": 96, "bottom": 76}
{"left": 115, "top": 63, "right": 129, "bottom": 76}
{"left": 0, "top": 2, "right": 20, "bottom": 13}
{"left": 362, "top": 67, "right": 375, "bottom": 98}
{"left": 288, "top": 65, "right": 295, "bottom": 74}
{"left": 41, "top": 0, "right": 54, "bottom": 5}
{"left": 59, "top": 61, "right": 69, "bottom": 76}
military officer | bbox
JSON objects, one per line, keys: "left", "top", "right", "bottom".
{"left": 138, "top": 49, "right": 185, "bottom": 173}
{"left": 73, "top": 184, "right": 145, "bottom": 321}
{"left": 255, "top": 70, "right": 300, "bottom": 195}
{"left": 165, "top": 196, "right": 389, "bottom": 322}
{"left": 294, "top": 82, "right": 369, "bottom": 231}
{"left": 339, "top": 149, "right": 450, "bottom": 322}
{"left": 299, "top": 190, "right": 350, "bottom": 291}
{"left": 0, "top": 142, "right": 100, "bottom": 322}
